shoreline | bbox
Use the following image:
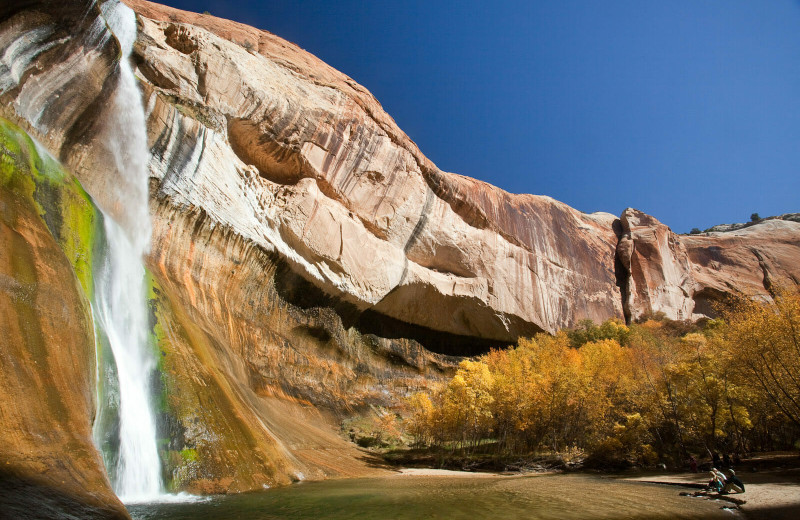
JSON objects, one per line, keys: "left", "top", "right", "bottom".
{"left": 384, "top": 454, "right": 800, "bottom": 519}
{"left": 620, "top": 469, "right": 800, "bottom": 520}
{"left": 394, "top": 467, "right": 506, "bottom": 477}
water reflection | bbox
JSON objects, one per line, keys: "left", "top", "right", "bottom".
{"left": 128, "top": 474, "right": 738, "bottom": 519}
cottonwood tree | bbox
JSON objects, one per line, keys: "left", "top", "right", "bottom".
{"left": 722, "top": 291, "right": 800, "bottom": 429}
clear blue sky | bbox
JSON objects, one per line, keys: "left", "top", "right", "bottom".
{"left": 160, "top": 0, "right": 800, "bottom": 233}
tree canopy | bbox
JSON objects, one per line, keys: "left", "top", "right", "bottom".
{"left": 405, "top": 292, "right": 800, "bottom": 465}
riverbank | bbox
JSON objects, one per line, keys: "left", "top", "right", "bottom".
{"left": 393, "top": 465, "right": 800, "bottom": 519}
{"left": 381, "top": 446, "right": 584, "bottom": 473}
{"left": 377, "top": 449, "right": 800, "bottom": 518}
{"left": 619, "top": 453, "right": 800, "bottom": 520}
{"left": 623, "top": 470, "right": 800, "bottom": 519}
{"left": 127, "top": 472, "right": 735, "bottom": 519}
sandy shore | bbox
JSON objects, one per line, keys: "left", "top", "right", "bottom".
{"left": 622, "top": 468, "right": 800, "bottom": 520}
{"left": 394, "top": 468, "right": 507, "bottom": 477}
{"left": 392, "top": 453, "right": 800, "bottom": 519}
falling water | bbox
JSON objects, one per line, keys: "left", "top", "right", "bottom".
{"left": 92, "top": 0, "right": 161, "bottom": 502}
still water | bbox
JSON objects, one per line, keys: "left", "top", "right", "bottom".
{"left": 128, "top": 474, "right": 737, "bottom": 519}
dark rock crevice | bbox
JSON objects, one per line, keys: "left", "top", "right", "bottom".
{"left": 612, "top": 217, "right": 633, "bottom": 324}
{"left": 691, "top": 287, "right": 727, "bottom": 319}
{"left": 402, "top": 186, "right": 434, "bottom": 255}
{"left": 751, "top": 248, "right": 775, "bottom": 297}
{"left": 272, "top": 255, "right": 509, "bottom": 357}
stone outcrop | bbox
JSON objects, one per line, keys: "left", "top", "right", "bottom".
{"left": 682, "top": 218, "right": 800, "bottom": 316}
{"left": 123, "top": 0, "right": 800, "bottom": 337}
{"left": 704, "top": 213, "right": 800, "bottom": 233}
{"left": 126, "top": 0, "right": 627, "bottom": 342}
{"left": 145, "top": 197, "right": 448, "bottom": 492}
{"left": 1, "top": 0, "right": 799, "bottom": 507}
{"left": 0, "top": 118, "right": 128, "bottom": 519}
{"left": 616, "top": 208, "right": 800, "bottom": 322}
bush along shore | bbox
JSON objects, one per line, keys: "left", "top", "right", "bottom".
{"left": 345, "top": 291, "right": 800, "bottom": 475}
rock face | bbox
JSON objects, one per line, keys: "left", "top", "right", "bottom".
{"left": 1, "top": 0, "right": 799, "bottom": 506}
{"left": 616, "top": 208, "right": 800, "bottom": 322}
{"left": 127, "top": 0, "right": 626, "bottom": 342}
{"left": 145, "top": 198, "right": 446, "bottom": 492}
{"left": 126, "top": 0, "right": 800, "bottom": 335}
{"left": 0, "top": 118, "right": 128, "bottom": 519}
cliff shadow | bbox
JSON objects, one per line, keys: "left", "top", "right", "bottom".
{"left": 272, "top": 258, "right": 511, "bottom": 358}
{"left": 0, "top": 469, "right": 128, "bottom": 520}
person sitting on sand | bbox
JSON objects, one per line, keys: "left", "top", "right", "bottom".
{"left": 722, "top": 469, "right": 745, "bottom": 494}
{"left": 708, "top": 468, "right": 726, "bottom": 493}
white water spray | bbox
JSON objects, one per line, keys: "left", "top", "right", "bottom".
{"left": 93, "top": 0, "right": 161, "bottom": 503}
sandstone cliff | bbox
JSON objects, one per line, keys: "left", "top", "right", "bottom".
{"left": 616, "top": 208, "right": 800, "bottom": 323}
{"left": 126, "top": 0, "right": 626, "bottom": 343}
{"left": 0, "top": 118, "right": 128, "bottom": 518}
{"left": 122, "top": 0, "right": 800, "bottom": 338}
{"left": 1, "top": 0, "right": 799, "bottom": 507}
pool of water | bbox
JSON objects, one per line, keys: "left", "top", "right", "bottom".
{"left": 128, "top": 473, "right": 738, "bottom": 519}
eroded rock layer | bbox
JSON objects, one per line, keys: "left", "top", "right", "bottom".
{"left": 0, "top": 118, "right": 128, "bottom": 519}
{"left": 616, "top": 208, "right": 800, "bottom": 322}
{"left": 124, "top": 0, "right": 799, "bottom": 334}
{"left": 128, "top": 0, "right": 627, "bottom": 342}
{"left": 146, "top": 196, "right": 453, "bottom": 492}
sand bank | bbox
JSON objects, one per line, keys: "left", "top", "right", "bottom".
{"left": 623, "top": 468, "right": 800, "bottom": 520}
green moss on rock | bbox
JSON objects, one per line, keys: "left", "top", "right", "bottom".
{"left": 0, "top": 117, "right": 123, "bottom": 482}
{"left": 179, "top": 448, "right": 199, "bottom": 462}
{"left": 0, "top": 117, "right": 102, "bottom": 298}
{"left": 144, "top": 266, "right": 289, "bottom": 493}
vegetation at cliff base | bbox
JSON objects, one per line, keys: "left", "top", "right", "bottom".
{"left": 399, "top": 291, "right": 800, "bottom": 470}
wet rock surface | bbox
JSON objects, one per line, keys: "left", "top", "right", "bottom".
{"left": 0, "top": 119, "right": 128, "bottom": 518}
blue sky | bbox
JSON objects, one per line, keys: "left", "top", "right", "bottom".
{"left": 160, "top": 0, "right": 800, "bottom": 233}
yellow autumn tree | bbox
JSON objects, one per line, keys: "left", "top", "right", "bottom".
{"left": 400, "top": 306, "right": 799, "bottom": 462}
{"left": 720, "top": 290, "right": 800, "bottom": 430}
{"left": 438, "top": 360, "right": 494, "bottom": 450}
{"left": 579, "top": 338, "right": 635, "bottom": 447}
{"left": 625, "top": 320, "right": 688, "bottom": 458}
{"left": 666, "top": 333, "right": 750, "bottom": 452}
{"left": 515, "top": 333, "right": 586, "bottom": 452}
{"left": 406, "top": 391, "right": 436, "bottom": 446}
{"left": 484, "top": 345, "right": 537, "bottom": 451}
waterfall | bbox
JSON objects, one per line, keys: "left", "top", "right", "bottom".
{"left": 95, "top": 221, "right": 162, "bottom": 502}
{"left": 92, "top": 0, "right": 162, "bottom": 502}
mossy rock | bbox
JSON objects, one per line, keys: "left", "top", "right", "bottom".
{"left": 0, "top": 117, "right": 102, "bottom": 297}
